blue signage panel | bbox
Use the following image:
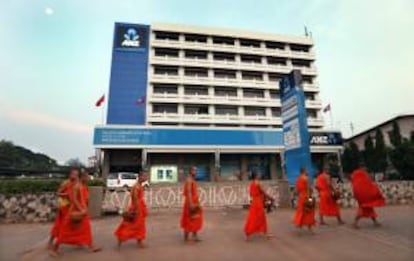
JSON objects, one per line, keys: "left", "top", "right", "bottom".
{"left": 106, "top": 23, "right": 149, "bottom": 125}
{"left": 94, "top": 128, "right": 284, "bottom": 146}
{"left": 280, "top": 70, "right": 314, "bottom": 185}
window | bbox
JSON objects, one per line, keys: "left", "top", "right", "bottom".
{"left": 245, "top": 107, "right": 266, "bottom": 116}
{"left": 265, "top": 41, "right": 285, "bottom": 50}
{"left": 185, "top": 50, "right": 208, "bottom": 59}
{"left": 153, "top": 104, "right": 178, "bottom": 114}
{"left": 185, "top": 33, "right": 207, "bottom": 43}
{"left": 305, "top": 94, "right": 314, "bottom": 101}
{"left": 154, "top": 48, "right": 179, "bottom": 57}
{"left": 153, "top": 84, "right": 178, "bottom": 94}
{"left": 214, "top": 69, "right": 236, "bottom": 79}
{"left": 303, "top": 75, "right": 314, "bottom": 84}
{"left": 184, "top": 105, "right": 209, "bottom": 115}
{"left": 269, "top": 90, "right": 280, "bottom": 99}
{"left": 243, "top": 88, "right": 264, "bottom": 98}
{"left": 213, "top": 52, "right": 235, "bottom": 61}
{"left": 216, "top": 105, "right": 238, "bottom": 115}
{"left": 213, "top": 36, "right": 234, "bottom": 45}
{"left": 290, "top": 44, "right": 311, "bottom": 52}
{"left": 267, "top": 57, "right": 287, "bottom": 66}
{"left": 292, "top": 59, "right": 312, "bottom": 68}
{"left": 184, "top": 85, "right": 208, "bottom": 95}
{"left": 268, "top": 73, "right": 283, "bottom": 82}
{"left": 184, "top": 67, "right": 208, "bottom": 77}
{"left": 240, "top": 54, "right": 261, "bottom": 64}
{"left": 307, "top": 110, "right": 318, "bottom": 118}
{"left": 215, "top": 87, "right": 237, "bottom": 97}
{"left": 154, "top": 31, "right": 179, "bottom": 40}
{"left": 154, "top": 66, "right": 178, "bottom": 75}
{"left": 240, "top": 39, "right": 261, "bottom": 48}
{"left": 242, "top": 71, "right": 263, "bottom": 81}
{"left": 271, "top": 108, "right": 281, "bottom": 117}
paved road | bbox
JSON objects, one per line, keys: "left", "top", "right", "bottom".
{"left": 0, "top": 206, "right": 413, "bottom": 261}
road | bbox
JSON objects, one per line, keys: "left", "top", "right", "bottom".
{"left": 0, "top": 205, "right": 413, "bottom": 261}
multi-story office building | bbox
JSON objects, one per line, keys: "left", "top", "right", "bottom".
{"left": 94, "top": 22, "right": 343, "bottom": 182}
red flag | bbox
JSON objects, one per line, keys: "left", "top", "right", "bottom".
{"left": 95, "top": 95, "right": 105, "bottom": 107}
{"left": 323, "top": 104, "right": 331, "bottom": 113}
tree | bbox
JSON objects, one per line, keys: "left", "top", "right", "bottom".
{"left": 363, "top": 135, "right": 375, "bottom": 173}
{"left": 388, "top": 123, "right": 414, "bottom": 180}
{"left": 342, "top": 141, "right": 361, "bottom": 174}
{"left": 389, "top": 121, "right": 402, "bottom": 147}
{"left": 65, "top": 158, "right": 85, "bottom": 168}
{"left": 373, "top": 128, "right": 388, "bottom": 173}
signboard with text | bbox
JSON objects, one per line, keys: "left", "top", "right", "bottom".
{"left": 280, "top": 70, "right": 314, "bottom": 185}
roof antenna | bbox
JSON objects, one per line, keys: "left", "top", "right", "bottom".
{"left": 304, "top": 25, "right": 309, "bottom": 37}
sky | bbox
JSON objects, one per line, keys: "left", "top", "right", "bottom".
{"left": 0, "top": 0, "right": 413, "bottom": 164}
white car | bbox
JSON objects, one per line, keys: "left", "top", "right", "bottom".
{"left": 106, "top": 172, "right": 150, "bottom": 190}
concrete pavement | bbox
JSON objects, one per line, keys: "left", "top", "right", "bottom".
{"left": 0, "top": 205, "right": 413, "bottom": 261}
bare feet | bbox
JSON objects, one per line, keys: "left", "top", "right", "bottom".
{"left": 373, "top": 222, "right": 382, "bottom": 227}
{"left": 265, "top": 233, "right": 274, "bottom": 240}
{"left": 48, "top": 250, "right": 59, "bottom": 258}
{"left": 137, "top": 242, "right": 147, "bottom": 248}
{"left": 353, "top": 223, "right": 360, "bottom": 229}
{"left": 320, "top": 221, "right": 328, "bottom": 226}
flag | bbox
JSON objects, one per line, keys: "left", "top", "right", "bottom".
{"left": 323, "top": 104, "right": 331, "bottom": 113}
{"left": 137, "top": 95, "right": 146, "bottom": 105}
{"left": 95, "top": 95, "right": 105, "bottom": 107}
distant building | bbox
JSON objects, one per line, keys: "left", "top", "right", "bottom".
{"left": 345, "top": 113, "right": 414, "bottom": 149}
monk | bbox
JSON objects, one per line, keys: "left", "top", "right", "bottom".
{"left": 50, "top": 171, "right": 101, "bottom": 256}
{"left": 292, "top": 167, "right": 316, "bottom": 233}
{"left": 350, "top": 166, "right": 385, "bottom": 229}
{"left": 244, "top": 171, "right": 274, "bottom": 241}
{"left": 48, "top": 168, "right": 79, "bottom": 249}
{"left": 180, "top": 166, "right": 203, "bottom": 243}
{"left": 115, "top": 171, "right": 148, "bottom": 250}
{"left": 315, "top": 168, "right": 344, "bottom": 225}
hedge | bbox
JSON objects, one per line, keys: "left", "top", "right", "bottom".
{"left": 0, "top": 179, "right": 105, "bottom": 194}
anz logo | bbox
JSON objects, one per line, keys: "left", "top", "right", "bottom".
{"left": 121, "top": 28, "right": 140, "bottom": 47}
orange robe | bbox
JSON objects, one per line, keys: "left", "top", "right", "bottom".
{"left": 316, "top": 173, "right": 340, "bottom": 217}
{"left": 50, "top": 181, "right": 73, "bottom": 238}
{"left": 293, "top": 175, "right": 316, "bottom": 226}
{"left": 57, "top": 183, "right": 93, "bottom": 246}
{"left": 115, "top": 185, "right": 147, "bottom": 242}
{"left": 180, "top": 180, "right": 203, "bottom": 233}
{"left": 351, "top": 168, "right": 385, "bottom": 218}
{"left": 244, "top": 181, "right": 267, "bottom": 236}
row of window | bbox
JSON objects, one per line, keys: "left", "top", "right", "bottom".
{"left": 153, "top": 66, "right": 315, "bottom": 82}
{"left": 150, "top": 122, "right": 286, "bottom": 128}
{"left": 153, "top": 48, "right": 312, "bottom": 67}
{"left": 152, "top": 104, "right": 319, "bottom": 118}
{"left": 153, "top": 31, "right": 311, "bottom": 52}
{"left": 152, "top": 84, "right": 317, "bottom": 100}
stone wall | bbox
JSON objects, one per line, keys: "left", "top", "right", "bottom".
{"left": 0, "top": 193, "right": 57, "bottom": 223}
{"left": 289, "top": 181, "right": 414, "bottom": 208}
{"left": 1, "top": 181, "right": 413, "bottom": 223}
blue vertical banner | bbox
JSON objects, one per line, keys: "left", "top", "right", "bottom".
{"left": 106, "top": 23, "right": 150, "bottom": 125}
{"left": 280, "top": 70, "right": 314, "bottom": 185}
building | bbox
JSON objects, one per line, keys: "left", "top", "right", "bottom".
{"left": 345, "top": 113, "right": 414, "bottom": 150}
{"left": 93, "top": 22, "right": 343, "bottom": 183}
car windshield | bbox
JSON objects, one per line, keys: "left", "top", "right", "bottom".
{"left": 121, "top": 173, "right": 137, "bottom": 179}
{"left": 108, "top": 173, "right": 118, "bottom": 179}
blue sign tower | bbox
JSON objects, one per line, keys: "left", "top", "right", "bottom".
{"left": 280, "top": 70, "right": 314, "bottom": 185}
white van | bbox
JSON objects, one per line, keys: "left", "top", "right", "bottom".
{"left": 106, "top": 172, "right": 138, "bottom": 189}
{"left": 106, "top": 172, "right": 150, "bottom": 190}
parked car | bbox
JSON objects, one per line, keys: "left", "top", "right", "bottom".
{"left": 106, "top": 172, "right": 150, "bottom": 190}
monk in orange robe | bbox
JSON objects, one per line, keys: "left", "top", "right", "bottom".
{"left": 48, "top": 168, "right": 79, "bottom": 249}
{"left": 50, "top": 171, "right": 101, "bottom": 257}
{"left": 115, "top": 172, "right": 148, "bottom": 250}
{"left": 350, "top": 167, "right": 385, "bottom": 229}
{"left": 180, "top": 166, "right": 203, "bottom": 243}
{"left": 315, "top": 169, "right": 344, "bottom": 225}
{"left": 293, "top": 167, "right": 316, "bottom": 233}
{"left": 244, "top": 171, "right": 274, "bottom": 241}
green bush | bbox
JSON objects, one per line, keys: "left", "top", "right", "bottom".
{"left": 0, "top": 179, "right": 62, "bottom": 194}
{"left": 0, "top": 178, "right": 106, "bottom": 194}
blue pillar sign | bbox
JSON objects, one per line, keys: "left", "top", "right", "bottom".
{"left": 280, "top": 70, "right": 314, "bottom": 185}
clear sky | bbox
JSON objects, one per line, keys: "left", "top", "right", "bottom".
{"left": 0, "top": 0, "right": 413, "bottom": 164}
